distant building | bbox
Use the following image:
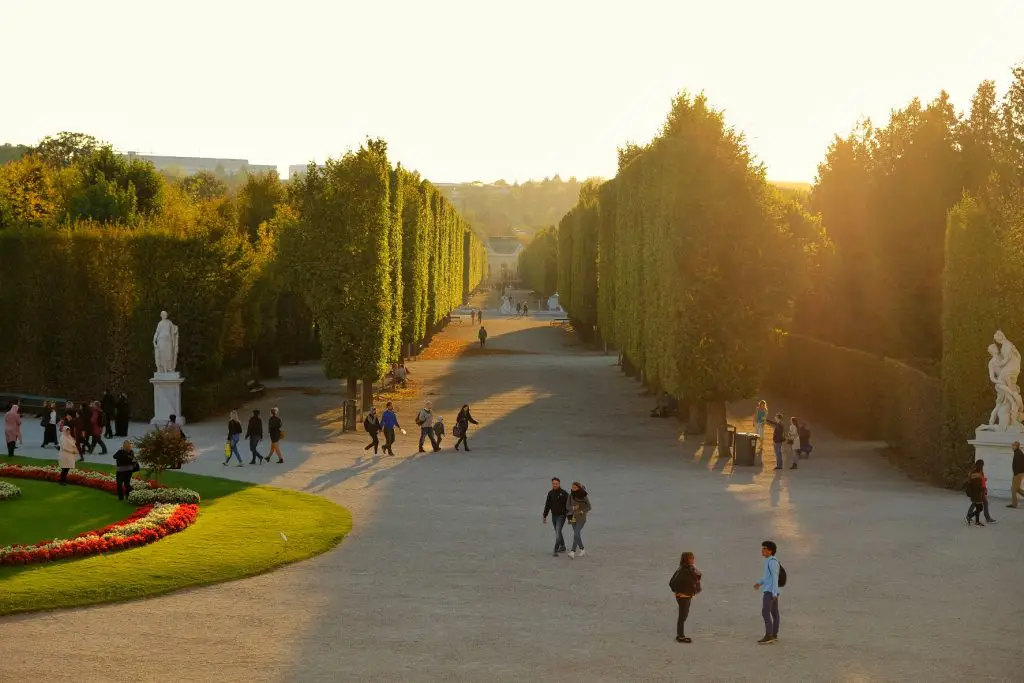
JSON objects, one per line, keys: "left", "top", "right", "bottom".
{"left": 486, "top": 238, "right": 523, "bottom": 283}
{"left": 288, "top": 163, "right": 326, "bottom": 179}
{"left": 120, "top": 152, "right": 276, "bottom": 176}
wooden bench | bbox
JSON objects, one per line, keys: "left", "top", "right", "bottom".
{"left": 550, "top": 317, "right": 570, "bottom": 326}
{"left": 246, "top": 380, "right": 266, "bottom": 399}
{"left": 0, "top": 393, "right": 71, "bottom": 417}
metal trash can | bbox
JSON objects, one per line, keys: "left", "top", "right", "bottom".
{"left": 343, "top": 399, "right": 357, "bottom": 432}
{"left": 719, "top": 423, "right": 737, "bottom": 456}
{"left": 735, "top": 432, "right": 758, "bottom": 466}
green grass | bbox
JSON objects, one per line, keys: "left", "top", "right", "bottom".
{"left": 0, "top": 455, "right": 352, "bottom": 616}
{"left": 0, "top": 478, "right": 130, "bottom": 546}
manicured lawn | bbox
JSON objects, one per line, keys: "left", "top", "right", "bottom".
{"left": 0, "top": 478, "right": 130, "bottom": 547}
{"left": 0, "top": 455, "right": 352, "bottom": 616}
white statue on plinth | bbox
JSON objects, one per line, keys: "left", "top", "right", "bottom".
{"left": 499, "top": 296, "right": 513, "bottom": 315}
{"left": 153, "top": 311, "right": 180, "bottom": 374}
{"left": 979, "top": 329, "right": 1023, "bottom": 432}
{"left": 547, "top": 293, "right": 562, "bottom": 312}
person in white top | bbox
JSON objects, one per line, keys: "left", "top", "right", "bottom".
{"left": 787, "top": 417, "right": 801, "bottom": 470}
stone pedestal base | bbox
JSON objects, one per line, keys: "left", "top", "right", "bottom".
{"left": 968, "top": 428, "right": 1020, "bottom": 499}
{"left": 150, "top": 372, "right": 185, "bottom": 427}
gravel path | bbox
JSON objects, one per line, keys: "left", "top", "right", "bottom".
{"left": 2, "top": 308, "right": 1022, "bottom": 682}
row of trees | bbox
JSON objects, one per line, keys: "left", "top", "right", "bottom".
{"left": 0, "top": 133, "right": 485, "bottom": 417}
{"left": 439, "top": 176, "right": 586, "bottom": 238}
{"left": 518, "top": 226, "right": 558, "bottom": 297}
{"left": 553, "top": 93, "right": 828, "bottom": 442}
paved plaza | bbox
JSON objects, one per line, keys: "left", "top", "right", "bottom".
{"left": 1, "top": 308, "right": 1022, "bottom": 682}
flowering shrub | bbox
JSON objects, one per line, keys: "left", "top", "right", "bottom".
{"left": 127, "top": 487, "right": 201, "bottom": 506}
{"left": 134, "top": 427, "right": 197, "bottom": 482}
{"left": 0, "top": 464, "right": 160, "bottom": 494}
{"left": 0, "top": 503, "right": 199, "bottom": 566}
{"left": 0, "top": 481, "right": 22, "bottom": 500}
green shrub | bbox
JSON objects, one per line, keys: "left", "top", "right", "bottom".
{"left": 127, "top": 487, "right": 201, "bottom": 505}
{"left": 133, "top": 427, "right": 197, "bottom": 482}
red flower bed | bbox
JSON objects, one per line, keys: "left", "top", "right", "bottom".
{"left": 0, "top": 503, "right": 199, "bottom": 566}
{"left": 0, "top": 463, "right": 163, "bottom": 494}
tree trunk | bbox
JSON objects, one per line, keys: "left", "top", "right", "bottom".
{"left": 686, "top": 401, "right": 706, "bottom": 435}
{"left": 705, "top": 400, "right": 728, "bottom": 448}
{"left": 346, "top": 378, "right": 358, "bottom": 401}
{"left": 361, "top": 378, "right": 375, "bottom": 411}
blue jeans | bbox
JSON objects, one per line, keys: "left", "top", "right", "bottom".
{"left": 773, "top": 442, "right": 783, "bottom": 468}
{"left": 762, "top": 592, "right": 780, "bottom": 636}
{"left": 550, "top": 515, "right": 566, "bottom": 551}
{"left": 419, "top": 427, "right": 438, "bottom": 451}
{"left": 227, "top": 435, "right": 242, "bottom": 463}
{"left": 249, "top": 437, "right": 262, "bottom": 462}
{"left": 571, "top": 518, "right": 586, "bottom": 551}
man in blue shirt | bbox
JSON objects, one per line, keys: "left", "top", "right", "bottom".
{"left": 753, "top": 540, "right": 782, "bottom": 643}
{"left": 380, "top": 401, "right": 401, "bottom": 456}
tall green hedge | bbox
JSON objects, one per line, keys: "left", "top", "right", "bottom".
{"left": 555, "top": 181, "right": 598, "bottom": 331}
{"left": 0, "top": 220, "right": 267, "bottom": 419}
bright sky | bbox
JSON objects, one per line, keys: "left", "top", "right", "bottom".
{"left": 2, "top": 0, "right": 1022, "bottom": 183}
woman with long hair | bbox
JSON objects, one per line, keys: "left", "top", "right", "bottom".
{"left": 753, "top": 400, "right": 768, "bottom": 453}
{"left": 966, "top": 460, "right": 986, "bottom": 527}
{"left": 224, "top": 410, "right": 244, "bottom": 466}
{"left": 454, "top": 404, "right": 479, "bottom": 451}
{"left": 58, "top": 425, "right": 77, "bottom": 485}
{"left": 669, "top": 551, "right": 702, "bottom": 643}
{"left": 567, "top": 482, "right": 592, "bottom": 559}
{"left": 787, "top": 417, "right": 801, "bottom": 470}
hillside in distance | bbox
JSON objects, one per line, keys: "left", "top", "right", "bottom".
{"left": 435, "top": 176, "right": 586, "bottom": 239}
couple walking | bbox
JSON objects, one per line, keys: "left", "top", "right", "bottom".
{"left": 224, "top": 408, "right": 284, "bottom": 466}
{"left": 541, "top": 478, "right": 591, "bottom": 558}
{"left": 669, "top": 540, "right": 785, "bottom": 645}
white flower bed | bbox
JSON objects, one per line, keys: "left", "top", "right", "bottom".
{"left": 127, "top": 487, "right": 201, "bottom": 505}
{"left": 0, "top": 481, "right": 22, "bottom": 500}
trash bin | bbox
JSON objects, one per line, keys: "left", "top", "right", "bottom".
{"left": 719, "top": 423, "right": 737, "bottom": 457}
{"left": 343, "top": 399, "right": 357, "bottom": 432}
{"left": 735, "top": 432, "right": 758, "bottom": 466}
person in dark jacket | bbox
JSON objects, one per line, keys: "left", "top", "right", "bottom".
{"left": 268, "top": 407, "right": 284, "bottom": 463}
{"left": 432, "top": 416, "right": 446, "bottom": 446}
{"left": 112, "top": 440, "right": 137, "bottom": 501}
{"left": 567, "top": 482, "right": 592, "bottom": 559}
{"left": 542, "top": 477, "right": 570, "bottom": 556}
{"left": 380, "top": 402, "right": 401, "bottom": 456}
{"left": 765, "top": 412, "right": 787, "bottom": 470}
{"left": 75, "top": 407, "right": 89, "bottom": 459}
{"left": 478, "top": 326, "right": 488, "bottom": 348}
{"left": 224, "top": 410, "right": 244, "bottom": 466}
{"left": 114, "top": 393, "right": 131, "bottom": 437}
{"left": 966, "top": 460, "right": 986, "bottom": 526}
{"left": 101, "top": 390, "right": 115, "bottom": 439}
{"left": 453, "top": 404, "right": 479, "bottom": 451}
{"left": 363, "top": 407, "right": 382, "bottom": 454}
{"left": 245, "top": 409, "right": 265, "bottom": 464}
{"left": 670, "top": 551, "right": 702, "bottom": 643}
{"left": 797, "top": 421, "right": 812, "bottom": 459}
{"left": 1010, "top": 440, "right": 1024, "bottom": 508}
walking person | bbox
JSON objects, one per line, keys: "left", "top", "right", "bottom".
{"left": 797, "top": 420, "right": 812, "bottom": 459}
{"left": 381, "top": 401, "right": 401, "bottom": 456}
{"left": 477, "top": 309, "right": 483, "bottom": 323}
{"left": 89, "top": 401, "right": 108, "bottom": 455}
{"left": 753, "top": 400, "right": 768, "bottom": 453}
{"left": 754, "top": 540, "right": 783, "bottom": 644}
{"left": 41, "top": 401, "right": 59, "bottom": 449}
{"left": 669, "top": 551, "right": 702, "bottom": 643}
{"left": 245, "top": 409, "right": 265, "bottom": 464}
{"left": 101, "top": 389, "right": 115, "bottom": 439}
{"left": 567, "top": 482, "right": 591, "bottom": 559}
{"left": 453, "top": 404, "right": 479, "bottom": 451}
{"left": 765, "top": 412, "right": 786, "bottom": 470}
{"left": 415, "top": 401, "right": 440, "bottom": 453}
{"left": 432, "top": 415, "right": 446, "bottom": 447}
{"left": 478, "top": 326, "right": 488, "bottom": 349}
{"left": 224, "top": 410, "right": 243, "bottom": 466}
{"left": 522, "top": 302, "right": 528, "bottom": 316}
{"left": 114, "top": 393, "right": 130, "bottom": 437}
{"left": 75, "top": 406, "right": 89, "bottom": 459}
{"left": 268, "top": 407, "right": 284, "bottom": 463}
{"left": 981, "top": 462, "right": 997, "bottom": 524}
{"left": 787, "top": 416, "right": 800, "bottom": 470}
{"left": 364, "top": 407, "right": 382, "bottom": 454}
{"left": 542, "top": 477, "right": 569, "bottom": 556}
{"left": 470, "top": 310, "right": 476, "bottom": 324}
{"left": 112, "top": 440, "right": 137, "bottom": 501}
{"left": 4, "top": 403, "right": 22, "bottom": 457}
{"left": 1009, "top": 440, "right": 1024, "bottom": 508}
{"left": 966, "top": 460, "right": 986, "bottom": 526}
{"left": 58, "top": 425, "right": 77, "bottom": 484}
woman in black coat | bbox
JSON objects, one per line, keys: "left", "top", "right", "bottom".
{"left": 453, "top": 404, "right": 479, "bottom": 452}
{"left": 114, "top": 393, "right": 131, "bottom": 437}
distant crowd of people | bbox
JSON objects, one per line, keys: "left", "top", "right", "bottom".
{"left": 754, "top": 400, "right": 812, "bottom": 470}
{"left": 224, "top": 407, "right": 284, "bottom": 466}
{"left": 4, "top": 391, "right": 131, "bottom": 460}
{"left": 360, "top": 400, "right": 480, "bottom": 456}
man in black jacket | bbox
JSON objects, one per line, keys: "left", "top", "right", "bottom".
{"left": 1009, "top": 440, "right": 1024, "bottom": 508}
{"left": 542, "top": 477, "right": 570, "bottom": 557}
{"left": 245, "top": 409, "right": 264, "bottom": 464}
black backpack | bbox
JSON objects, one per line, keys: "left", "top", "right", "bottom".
{"left": 669, "top": 566, "right": 701, "bottom": 594}
{"left": 776, "top": 562, "right": 788, "bottom": 588}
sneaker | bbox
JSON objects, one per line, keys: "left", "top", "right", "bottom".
{"left": 552, "top": 550, "right": 558, "bottom": 557}
{"left": 1007, "top": 504, "right": 1018, "bottom": 508}
{"left": 985, "top": 519, "right": 997, "bottom": 524}
{"left": 577, "top": 549, "right": 585, "bottom": 557}
{"left": 758, "top": 635, "right": 774, "bottom": 644}
{"left": 567, "top": 551, "right": 575, "bottom": 559}
{"left": 235, "top": 463, "right": 244, "bottom": 467}
{"left": 223, "top": 461, "right": 228, "bottom": 466}
{"left": 773, "top": 466, "right": 783, "bottom": 470}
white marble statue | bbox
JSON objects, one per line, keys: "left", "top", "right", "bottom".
{"left": 979, "top": 330, "right": 1023, "bottom": 432}
{"left": 153, "top": 311, "right": 180, "bottom": 374}
{"left": 499, "top": 296, "right": 513, "bottom": 315}
{"left": 547, "top": 293, "right": 562, "bottom": 312}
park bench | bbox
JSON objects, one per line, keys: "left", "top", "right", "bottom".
{"left": 0, "top": 393, "right": 71, "bottom": 417}
{"left": 550, "top": 317, "right": 570, "bottom": 326}
{"left": 246, "top": 380, "right": 266, "bottom": 399}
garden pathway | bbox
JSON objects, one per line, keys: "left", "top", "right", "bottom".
{"left": 1, "top": 304, "right": 1022, "bottom": 682}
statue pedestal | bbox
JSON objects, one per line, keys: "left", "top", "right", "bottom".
{"left": 150, "top": 372, "right": 185, "bottom": 427}
{"left": 968, "top": 428, "right": 1020, "bottom": 499}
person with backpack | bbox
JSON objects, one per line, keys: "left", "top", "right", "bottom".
{"left": 453, "top": 404, "right": 479, "bottom": 451}
{"left": 753, "top": 540, "right": 784, "bottom": 644}
{"left": 797, "top": 420, "right": 812, "bottom": 460}
{"left": 965, "top": 460, "right": 986, "bottom": 526}
{"left": 669, "top": 551, "right": 702, "bottom": 643}
{"left": 541, "top": 477, "right": 569, "bottom": 556}
{"left": 415, "top": 401, "right": 439, "bottom": 453}
{"left": 363, "top": 407, "right": 382, "bottom": 454}
{"left": 567, "top": 482, "right": 591, "bottom": 559}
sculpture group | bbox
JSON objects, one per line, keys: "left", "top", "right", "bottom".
{"left": 980, "top": 329, "right": 1023, "bottom": 432}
